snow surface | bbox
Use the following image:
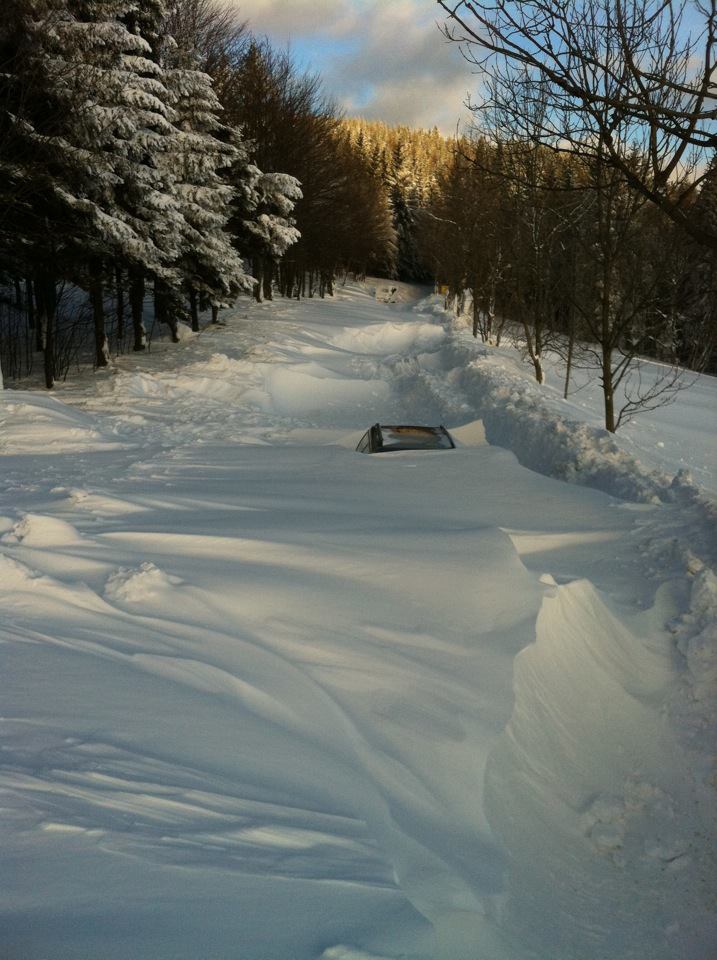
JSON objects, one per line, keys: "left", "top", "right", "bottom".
{"left": 1, "top": 281, "right": 715, "bottom": 960}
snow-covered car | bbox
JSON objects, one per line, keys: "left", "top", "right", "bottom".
{"left": 356, "top": 423, "right": 455, "bottom": 454}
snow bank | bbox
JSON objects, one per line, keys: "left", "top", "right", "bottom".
{"left": 1, "top": 513, "right": 81, "bottom": 547}
{"left": 329, "top": 321, "right": 445, "bottom": 356}
{"left": 485, "top": 578, "right": 716, "bottom": 959}
{"left": 1, "top": 281, "right": 715, "bottom": 960}
{"left": 408, "top": 296, "right": 716, "bottom": 511}
{"left": 104, "top": 561, "right": 182, "bottom": 605}
{"left": 399, "top": 329, "right": 666, "bottom": 503}
{"left": 321, "top": 948, "right": 394, "bottom": 960}
{"left": 0, "top": 391, "right": 125, "bottom": 454}
{"left": 367, "top": 280, "right": 432, "bottom": 305}
{"left": 407, "top": 303, "right": 717, "bottom": 957}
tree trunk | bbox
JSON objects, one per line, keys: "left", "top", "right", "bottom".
{"left": 522, "top": 318, "right": 545, "bottom": 384}
{"left": 494, "top": 319, "right": 504, "bottom": 348}
{"left": 189, "top": 286, "right": 199, "bottom": 332}
{"left": 471, "top": 285, "right": 480, "bottom": 339}
{"left": 44, "top": 278, "right": 56, "bottom": 388}
{"left": 597, "top": 145, "right": 616, "bottom": 432}
{"left": 26, "top": 278, "right": 34, "bottom": 334}
{"left": 34, "top": 280, "right": 43, "bottom": 352}
{"left": 13, "top": 278, "right": 22, "bottom": 309}
{"left": 115, "top": 265, "right": 125, "bottom": 344}
{"left": 90, "top": 260, "right": 109, "bottom": 368}
{"left": 487, "top": 285, "right": 496, "bottom": 343}
{"left": 563, "top": 314, "right": 575, "bottom": 399}
{"left": 130, "top": 270, "right": 146, "bottom": 351}
{"left": 599, "top": 277, "right": 615, "bottom": 431}
{"left": 211, "top": 304, "right": 219, "bottom": 324}
{"left": 262, "top": 260, "right": 273, "bottom": 301}
{"left": 36, "top": 272, "right": 56, "bottom": 389}
{"left": 602, "top": 347, "right": 616, "bottom": 432}
{"left": 252, "top": 258, "right": 263, "bottom": 302}
{"left": 154, "top": 278, "right": 179, "bottom": 342}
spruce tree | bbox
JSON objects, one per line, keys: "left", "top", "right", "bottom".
{"left": 388, "top": 140, "right": 424, "bottom": 282}
{"left": 230, "top": 163, "right": 301, "bottom": 302}
{"left": 162, "top": 40, "right": 253, "bottom": 330}
{"left": 0, "top": 0, "right": 94, "bottom": 385}
{"left": 0, "top": 0, "right": 190, "bottom": 371}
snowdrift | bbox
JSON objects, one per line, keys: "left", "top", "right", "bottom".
{"left": 486, "top": 578, "right": 714, "bottom": 960}
{"left": 1, "top": 281, "right": 715, "bottom": 960}
{"left": 404, "top": 297, "right": 713, "bottom": 507}
{"left": 0, "top": 390, "right": 127, "bottom": 454}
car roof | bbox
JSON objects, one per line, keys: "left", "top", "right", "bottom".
{"left": 375, "top": 424, "right": 454, "bottom": 451}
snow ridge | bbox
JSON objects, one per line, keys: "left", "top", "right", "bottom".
{"left": 407, "top": 299, "right": 706, "bottom": 506}
{"left": 1, "top": 282, "right": 715, "bottom": 960}
{"left": 406, "top": 297, "right": 717, "bottom": 946}
{"left": 405, "top": 298, "right": 717, "bottom": 718}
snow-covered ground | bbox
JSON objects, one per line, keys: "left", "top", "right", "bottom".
{"left": 1, "top": 281, "right": 715, "bottom": 960}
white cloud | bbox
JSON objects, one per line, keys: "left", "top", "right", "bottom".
{"left": 232, "top": 0, "right": 357, "bottom": 41}
{"left": 235, "top": 0, "right": 476, "bottom": 131}
{"left": 341, "top": 75, "right": 471, "bottom": 132}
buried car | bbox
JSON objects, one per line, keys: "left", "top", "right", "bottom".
{"left": 356, "top": 423, "right": 455, "bottom": 454}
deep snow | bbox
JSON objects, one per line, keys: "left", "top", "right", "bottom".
{"left": 1, "top": 281, "right": 715, "bottom": 960}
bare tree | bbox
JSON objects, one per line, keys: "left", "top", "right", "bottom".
{"left": 572, "top": 141, "right": 685, "bottom": 429}
{"left": 676, "top": 164, "right": 717, "bottom": 369}
{"left": 165, "top": 0, "right": 248, "bottom": 105}
{"left": 437, "top": 0, "right": 717, "bottom": 249}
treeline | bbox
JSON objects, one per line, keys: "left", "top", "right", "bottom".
{"left": 0, "top": 0, "right": 397, "bottom": 386}
{"left": 429, "top": 0, "right": 717, "bottom": 432}
{"left": 341, "top": 119, "right": 454, "bottom": 283}
{"left": 420, "top": 138, "right": 717, "bottom": 430}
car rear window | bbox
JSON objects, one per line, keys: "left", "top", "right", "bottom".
{"left": 378, "top": 426, "right": 454, "bottom": 451}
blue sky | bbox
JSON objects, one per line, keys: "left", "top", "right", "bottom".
{"left": 232, "top": 0, "right": 474, "bottom": 131}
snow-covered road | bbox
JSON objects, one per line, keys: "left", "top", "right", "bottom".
{"left": 1, "top": 283, "right": 715, "bottom": 960}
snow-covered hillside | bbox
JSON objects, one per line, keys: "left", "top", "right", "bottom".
{"left": 1, "top": 282, "right": 715, "bottom": 960}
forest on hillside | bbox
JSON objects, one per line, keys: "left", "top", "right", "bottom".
{"left": 428, "top": 0, "right": 717, "bottom": 430}
{"left": 1, "top": 0, "right": 715, "bottom": 430}
{"left": 0, "top": 0, "right": 400, "bottom": 388}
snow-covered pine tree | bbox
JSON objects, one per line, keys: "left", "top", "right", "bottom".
{"left": 388, "top": 140, "right": 426, "bottom": 283}
{"left": 0, "top": 0, "right": 77, "bottom": 386}
{"left": 161, "top": 38, "right": 253, "bottom": 332}
{"left": 231, "top": 163, "right": 301, "bottom": 302}
{"left": 60, "top": 0, "right": 192, "bottom": 360}
{"left": 1, "top": 0, "right": 187, "bottom": 377}
{"left": 370, "top": 143, "right": 389, "bottom": 182}
{"left": 119, "top": 0, "right": 188, "bottom": 351}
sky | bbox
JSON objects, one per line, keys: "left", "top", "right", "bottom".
{"left": 231, "top": 0, "right": 475, "bottom": 132}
